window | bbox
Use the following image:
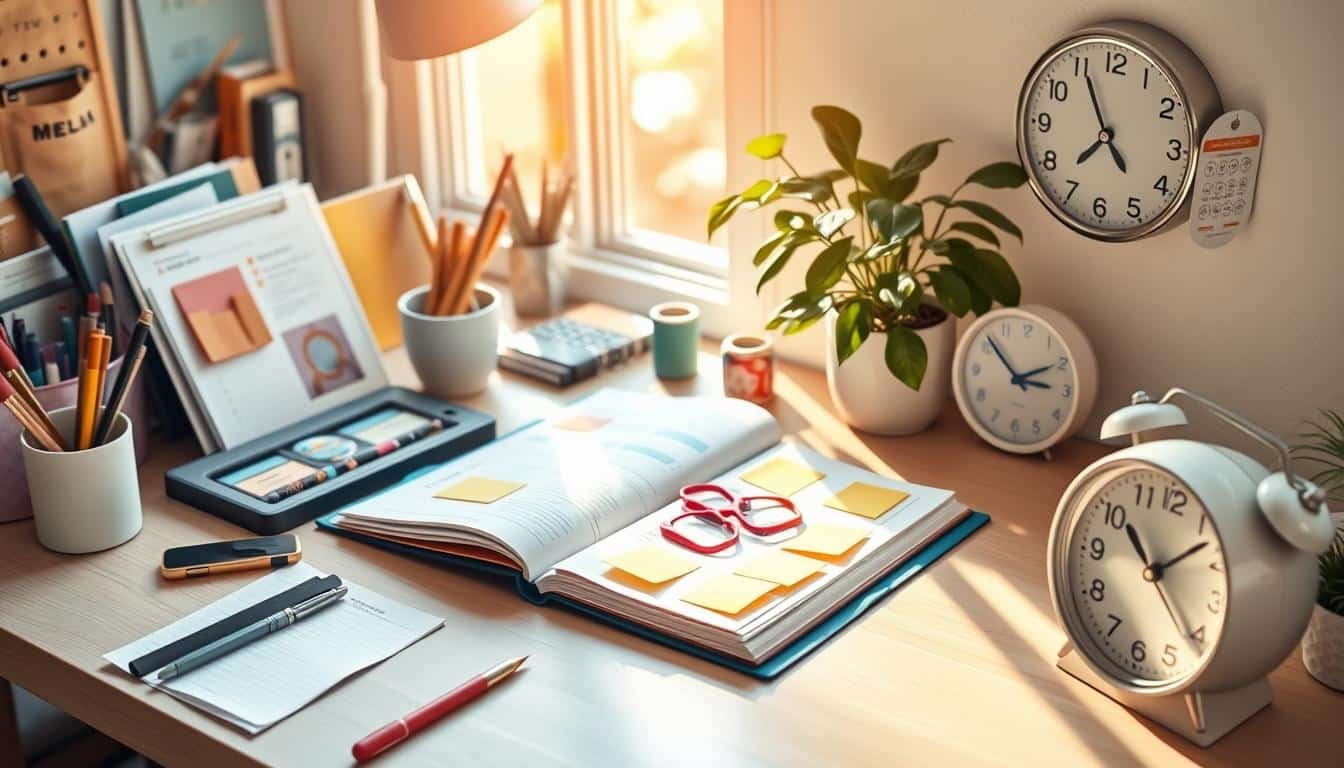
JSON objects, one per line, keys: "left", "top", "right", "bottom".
{"left": 432, "top": 0, "right": 728, "bottom": 278}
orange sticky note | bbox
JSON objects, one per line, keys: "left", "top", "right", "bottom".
{"left": 740, "top": 457, "right": 824, "bottom": 496}
{"left": 604, "top": 546, "right": 699, "bottom": 585}
{"left": 782, "top": 524, "right": 870, "bottom": 557}
{"left": 434, "top": 477, "right": 525, "bottom": 504}
{"left": 824, "top": 482, "right": 910, "bottom": 520}
{"left": 680, "top": 573, "right": 778, "bottom": 616}
{"left": 733, "top": 550, "right": 825, "bottom": 588}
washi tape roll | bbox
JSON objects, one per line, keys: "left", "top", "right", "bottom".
{"left": 721, "top": 334, "right": 774, "bottom": 405}
{"left": 649, "top": 301, "right": 700, "bottom": 379}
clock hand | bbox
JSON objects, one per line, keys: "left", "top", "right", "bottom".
{"left": 1107, "top": 142, "right": 1127, "bottom": 174}
{"left": 1021, "top": 379, "right": 1052, "bottom": 390}
{"left": 985, "top": 336, "right": 1027, "bottom": 391}
{"left": 1085, "top": 74, "right": 1106, "bottom": 130}
{"left": 1077, "top": 139, "right": 1104, "bottom": 165}
{"left": 1124, "top": 523, "right": 1150, "bottom": 565}
{"left": 1157, "top": 541, "right": 1209, "bottom": 571}
{"left": 1153, "top": 579, "right": 1195, "bottom": 646}
{"left": 1017, "top": 364, "right": 1053, "bottom": 380}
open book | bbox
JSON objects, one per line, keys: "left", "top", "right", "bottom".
{"left": 322, "top": 390, "right": 980, "bottom": 671}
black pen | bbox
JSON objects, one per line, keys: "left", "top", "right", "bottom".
{"left": 92, "top": 310, "right": 153, "bottom": 446}
{"left": 13, "top": 175, "right": 93, "bottom": 297}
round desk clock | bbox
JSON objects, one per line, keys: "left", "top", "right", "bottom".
{"left": 952, "top": 305, "right": 1097, "bottom": 457}
{"left": 1017, "top": 20, "right": 1222, "bottom": 241}
{"left": 1048, "top": 388, "right": 1335, "bottom": 746}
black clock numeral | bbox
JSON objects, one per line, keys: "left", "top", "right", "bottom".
{"left": 1209, "top": 559, "right": 1222, "bottom": 572}
{"left": 1089, "top": 537, "right": 1105, "bottom": 560}
{"left": 1106, "top": 613, "right": 1122, "bottom": 637}
{"left": 1135, "top": 483, "right": 1154, "bottom": 509}
{"left": 1062, "top": 384, "right": 1073, "bottom": 399}
{"left": 1106, "top": 50, "right": 1128, "bottom": 75}
{"left": 1038, "top": 112, "right": 1052, "bottom": 132}
{"left": 1023, "top": 324, "right": 1033, "bottom": 337}
{"left": 1168, "top": 490, "right": 1187, "bottom": 516}
{"left": 1167, "top": 139, "right": 1183, "bottom": 161}
{"left": 1056, "top": 356, "right": 1068, "bottom": 370}
{"left": 1198, "top": 512, "right": 1208, "bottom": 534}
{"left": 1159, "top": 97, "right": 1176, "bottom": 120}
{"left": 1052, "top": 408, "right": 1062, "bottom": 422}
{"left": 1208, "top": 589, "right": 1223, "bottom": 614}
{"left": 1161, "top": 643, "right": 1178, "bottom": 667}
{"left": 1102, "top": 501, "right": 1126, "bottom": 529}
{"left": 1089, "top": 578, "right": 1105, "bottom": 602}
{"left": 1130, "top": 640, "right": 1146, "bottom": 662}
{"left": 1126, "top": 197, "right": 1142, "bottom": 219}
{"left": 991, "top": 408, "right": 1000, "bottom": 422}
{"left": 1048, "top": 77, "right": 1068, "bottom": 101}
{"left": 1190, "top": 625, "right": 1206, "bottom": 645}
{"left": 1154, "top": 175, "right": 1170, "bottom": 195}
{"left": 1092, "top": 197, "right": 1107, "bottom": 218}
{"left": 1143, "top": 67, "right": 1150, "bottom": 89}
{"left": 1010, "top": 418, "right": 1021, "bottom": 434}
{"left": 1064, "top": 179, "right": 1079, "bottom": 202}
{"left": 1074, "top": 56, "right": 1089, "bottom": 77}
{"left": 1043, "top": 150, "right": 1057, "bottom": 170}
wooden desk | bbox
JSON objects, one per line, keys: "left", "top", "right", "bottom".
{"left": 0, "top": 342, "right": 1337, "bottom": 767}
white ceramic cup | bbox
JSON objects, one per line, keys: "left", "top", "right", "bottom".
{"left": 399, "top": 283, "right": 501, "bottom": 398}
{"left": 19, "top": 407, "right": 142, "bottom": 554}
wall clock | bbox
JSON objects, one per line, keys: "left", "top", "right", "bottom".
{"left": 952, "top": 305, "right": 1097, "bottom": 457}
{"left": 1016, "top": 21, "right": 1222, "bottom": 241}
{"left": 1049, "top": 388, "right": 1335, "bottom": 746}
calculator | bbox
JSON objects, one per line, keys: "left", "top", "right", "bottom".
{"left": 499, "top": 306, "right": 653, "bottom": 386}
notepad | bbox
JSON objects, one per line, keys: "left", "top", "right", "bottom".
{"left": 681, "top": 573, "right": 779, "bottom": 616}
{"left": 733, "top": 550, "right": 826, "bottom": 588}
{"left": 782, "top": 524, "right": 871, "bottom": 557}
{"left": 605, "top": 545, "right": 700, "bottom": 585}
{"left": 824, "top": 482, "right": 910, "bottom": 520}
{"left": 435, "top": 477, "right": 526, "bottom": 504}
{"left": 740, "top": 457, "right": 825, "bottom": 496}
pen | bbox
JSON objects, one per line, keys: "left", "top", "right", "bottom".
{"left": 13, "top": 175, "right": 93, "bottom": 298}
{"left": 93, "top": 310, "right": 152, "bottom": 446}
{"left": 155, "top": 585, "right": 348, "bottom": 681}
{"left": 352, "top": 656, "right": 528, "bottom": 763}
{"left": 261, "top": 418, "right": 445, "bottom": 503}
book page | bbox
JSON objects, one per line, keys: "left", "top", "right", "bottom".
{"left": 335, "top": 390, "right": 780, "bottom": 580}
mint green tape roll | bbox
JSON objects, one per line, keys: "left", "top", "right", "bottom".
{"left": 650, "top": 301, "right": 700, "bottom": 379}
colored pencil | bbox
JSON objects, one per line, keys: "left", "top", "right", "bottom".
{"left": 75, "top": 333, "right": 105, "bottom": 450}
{"left": 261, "top": 418, "right": 445, "bottom": 503}
{"left": 0, "top": 377, "right": 61, "bottom": 452}
{"left": 0, "top": 334, "right": 64, "bottom": 449}
{"left": 93, "top": 310, "right": 153, "bottom": 446}
{"left": 100, "top": 282, "right": 117, "bottom": 357}
{"left": 434, "top": 220, "right": 467, "bottom": 316}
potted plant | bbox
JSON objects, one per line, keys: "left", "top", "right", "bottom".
{"left": 708, "top": 105, "right": 1027, "bottom": 434}
{"left": 1296, "top": 410, "right": 1344, "bottom": 690}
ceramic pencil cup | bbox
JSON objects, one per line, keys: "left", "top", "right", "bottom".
{"left": 19, "top": 406, "right": 142, "bottom": 554}
{"left": 508, "top": 240, "right": 567, "bottom": 317}
{"left": 399, "top": 283, "right": 501, "bottom": 398}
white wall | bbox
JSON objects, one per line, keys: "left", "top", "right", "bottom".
{"left": 748, "top": 0, "right": 1344, "bottom": 440}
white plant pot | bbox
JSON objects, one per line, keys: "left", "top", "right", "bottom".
{"left": 1301, "top": 603, "right": 1344, "bottom": 691}
{"left": 824, "top": 307, "right": 956, "bottom": 436}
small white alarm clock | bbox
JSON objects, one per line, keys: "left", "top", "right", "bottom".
{"left": 1049, "top": 388, "right": 1334, "bottom": 746}
{"left": 952, "top": 305, "right": 1097, "bottom": 457}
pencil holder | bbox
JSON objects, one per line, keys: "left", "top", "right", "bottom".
{"left": 399, "top": 283, "right": 500, "bottom": 398}
{"left": 20, "top": 407, "right": 142, "bottom": 554}
{"left": 508, "top": 240, "right": 567, "bottom": 317}
{"left": 0, "top": 354, "right": 150, "bottom": 523}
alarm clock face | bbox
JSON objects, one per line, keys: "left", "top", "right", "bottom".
{"left": 1060, "top": 463, "right": 1229, "bottom": 688}
{"left": 954, "top": 309, "right": 1084, "bottom": 453}
{"left": 1018, "top": 35, "right": 1197, "bottom": 240}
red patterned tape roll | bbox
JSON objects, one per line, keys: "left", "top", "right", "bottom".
{"left": 721, "top": 334, "right": 773, "bottom": 405}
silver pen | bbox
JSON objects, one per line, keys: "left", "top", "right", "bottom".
{"left": 154, "top": 585, "right": 349, "bottom": 681}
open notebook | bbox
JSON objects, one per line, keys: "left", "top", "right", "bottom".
{"left": 319, "top": 390, "right": 987, "bottom": 676}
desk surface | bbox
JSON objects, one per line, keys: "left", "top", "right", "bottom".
{"left": 0, "top": 334, "right": 1338, "bottom": 767}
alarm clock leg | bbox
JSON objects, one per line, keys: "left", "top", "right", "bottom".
{"left": 1041, "top": 447, "right": 1054, "bottom": 462}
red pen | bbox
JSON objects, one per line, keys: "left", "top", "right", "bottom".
{"left": 352, "top": 656, "right": 528, "bottom": 763}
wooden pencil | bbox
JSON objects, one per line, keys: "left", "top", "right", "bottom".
{"left": 429, "top": 213, "right": 449, "bottom": 312}
{"left": 451, "top": 208, "right": 509, "bottom": 315}
{"left": 1, "top": 377, "right": 60, "bottom": 452}
{"left": 435, "top": 220, "right": 467, "bottom": 316}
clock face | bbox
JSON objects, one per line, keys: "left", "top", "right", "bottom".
{"left": 1020, "top": 37, "right": 1194, "bottom": 238}
{"left": 1064, "top": 466, "right": 1228, "bottom": 686}
{"left": 958, "top": 312, "right": 1078, "bottom": 450}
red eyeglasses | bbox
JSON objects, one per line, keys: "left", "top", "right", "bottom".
{"left": 660, "top": 483, "right": 804, "bottom": 554}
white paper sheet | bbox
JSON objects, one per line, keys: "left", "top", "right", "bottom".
{"left": 104, "top": 563, "right": 443, "bottom": 734}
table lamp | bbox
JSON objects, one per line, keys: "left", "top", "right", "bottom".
{"left": 374, "top": 0, "right": 543, "bottom": 60}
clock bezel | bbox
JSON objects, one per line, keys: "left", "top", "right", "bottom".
{"left": 1015, "top": 21, "right": 1222, "bottom": 242}
{"left": 1049, "top": 459, "right": 1229, "bottom": 695}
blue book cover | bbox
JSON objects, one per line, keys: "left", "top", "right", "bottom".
{"left": 134, "top": 0, "right": 275, "bottom": 114}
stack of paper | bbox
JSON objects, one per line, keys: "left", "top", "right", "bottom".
{"left": 105, "top": 563, "right": 443, "bottom": 733}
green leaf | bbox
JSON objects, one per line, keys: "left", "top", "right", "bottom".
{"left": 773, "top": 209, "right": 813, "bottom": 232}
{"left": 953, "top": 200, "right": 1023, "bottom": 242}
{"left": 959, "top": 269, "right": 993, "bottom": 315}
{"left": 706, "top": 194, "right": 742, "bottom": 239}
{"left": 973, "top": 249, "right": 1021, "bottom": 306}
{"left": 865, "top": 198, "right": 923, "bottom": 242}
{"left": 883, "top": 173, "right": 919, "bottom": 202}
{"left": 891, "top": 138, "right": 951, "bottom": 178}
{"left": 847, "top": 189, "right": 878, "bottom": 212}
{"left": 746, "top": 133, "right": 787, "bottom": 159}
{"left": 811, "top": 105, "right": 862, "bottom": 171}
{"left": 965, "top": 162, "right": 1028, "bottom": 189}
{"left": 752, "top": 230, "right": 790, "bottom": 266}
{"left": 884, "top": 326, "right": 928, "bottom": 390}
{"left": 854, "top": 158, "right": 890, "bottom": 194}
{"left": 926, "top": 239, "right": 950, "bottom": 255}
{"left": 926, "top": 267, "right": 973, "bottom": 317}
{"left": 740, "top": 178, "right": 780, "bottom": 207}
{"left": 814, "top": 208, "right": 855, "bottom": 238}
{"left": 768, "top": 292, "right": 833, "bottom": 335}
{"left": 943, "top": 238, "right": 996, "bottom": 301}
{"left": 946, "top": 221, "right": 1000, "bottom": 247}
{"left": 805, "top": 237, "right": 853, "bottom": 295}
{"left": 778, "top": 177, "right": 833, "bottom": 204}
{"left": 812, "top": 169, "right": 850, "bottom": 182}
{"left": 834, "top": 300, "right": 871, "bottom": 365}
{"left": 876, "top": 271, "right": 923, "bottom": 315}
{"left": 756, "top": 241, "right": 799, "bottom": 294}
{"left": 857, "top": 239, "right": 902, "bottom": 262}
{"left": 923, "top": 194, "right": 953, "bottom": 206}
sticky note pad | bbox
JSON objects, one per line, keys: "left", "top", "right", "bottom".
{"left": 740, "top": 457, "right": 825, "bottom": 496}
{"left": 824, "top": 482, "right": 910, "bottom": 520}
{"left": 553, "top": 414, "right": 611, "bottom": 432}
{"left": 680, "top": 573, "right": 778, "bottom": 616}
{"left": 434, "top": 477, "right": 526, "bottom": 504}
{"left": 733, "top": 550, "right": 825, "bottom": 588}
{"left": 782, "top": 524, "right": 870, "bottom": 557}
{"left": 604, "top": 546, "right": 700, "bottom": 585}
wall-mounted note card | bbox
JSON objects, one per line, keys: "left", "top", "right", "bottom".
{"left": 733, "top": 550, "right": 825, "bottom": 588}
{"left": 824, "top": 482, "right": 910, "bottom": 520}
{"left": 604, "top": 545, "right": 700, "bottom": 585}
{"left": 782, "top": 524, "right": 870, "bottom": 558}
{"left": 681, "top": 573, "right": 778, "bottom": 616}
{"left": 434, "top": 477, "right": 526, "bottom": 504}
{"left": 553, "top": 414, "right": 611, "bottom": 432}
{"left": 740, "top": 457, "right": 824, "bottom": 496}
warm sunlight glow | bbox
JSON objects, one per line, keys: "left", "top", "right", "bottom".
{"left": 631, "top": 71, "right": 698, "bottom": 133}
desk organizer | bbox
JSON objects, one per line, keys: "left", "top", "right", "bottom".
{"left": 0, "top": 355, "right": 149, "bottom": 523}
{"left": 166, "top": 387, "right": 495, "bottom": 534}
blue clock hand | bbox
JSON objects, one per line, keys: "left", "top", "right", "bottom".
{"left": 1022, "top": 379, "right": 1052, "bottom": 390}
{"left": 985, "top": 336, "right": 1026, "bottom": 391}
{"left": 1017, "top": 364, "right": 1053, "bottom": 380}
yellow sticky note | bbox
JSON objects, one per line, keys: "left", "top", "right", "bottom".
{"left": 733, "top": 550, "right": 825, "bottom": 588}
{"left": 680, "top": 573, "right": 779, "bottom": 616}
{"left": 434, "top": 477, "right": 526, "bottom": 504}
{"left": 782, "top": 524, "right": 870, "bottom": 557}
{"left": 740, "top": 457, "right": 825, "bottom": 496}
{"left": 604, "top": 546, "right": 700, "bottom": 585}
{"left": 824, "top": 482, "right": 910, "bottom": 520}
{"left": 553, "top": 414, "right": 611, "bottom": 432}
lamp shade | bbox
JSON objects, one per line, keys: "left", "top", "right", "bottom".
{"left": 374, "top": 0, "right": 542, "bottom": 60}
